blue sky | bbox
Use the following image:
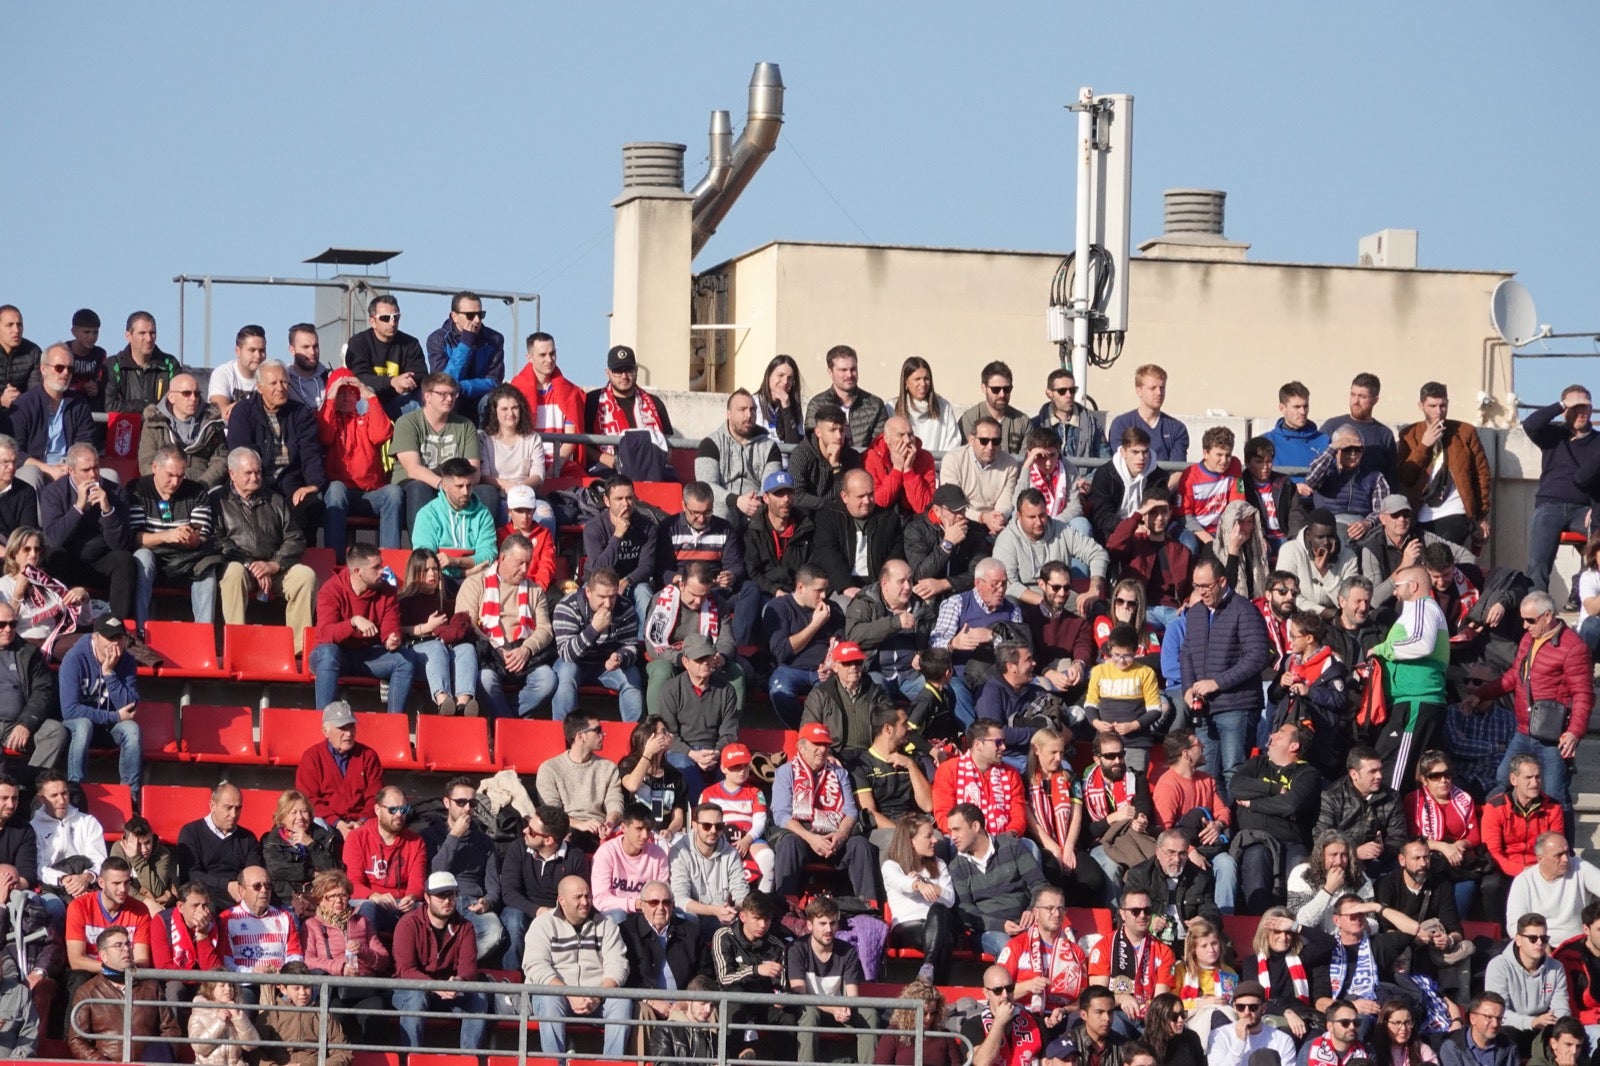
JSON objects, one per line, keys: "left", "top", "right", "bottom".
{"left": 8, "top": 4, "right": 1597, "bottom": 407}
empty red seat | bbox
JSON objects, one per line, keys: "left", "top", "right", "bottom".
{"left": 599, "top": 720, "right": 635, "bottom": 757}
{"left": 182, "top": 704, "right": 265, "bottom": 765}
{"left": 493, "top": 718, "right": 563, "bottom": 771}
{"left": 141, "top": 621, "right": 228, "bottom": 680}
{"left": 380, "top": 549, "right": 415, "bottom": 579}
{"left": 302, "top": 546, "right": 338, "bottom": 588}
{"left": 259, "top": 708, "right": 325, "bottom": 767}
{"left": 416, "top": 715, "right": 490, "bottom": 773}
{"left": 141, "top": 785, "right": 214, "bottom": 843}
{"left": 741, "top": 727, "right": 798, "bottom": 760}
{"left": 354, "top": 712, "right": 418, "bottom": 769}
{"left": 82, "top": 783, "right": 133, "bottom": 840}
{"left": 223, "top": 624, "right": 300, "bottom": 682}
{"left": 351, "top": 1054, "right": 402, "bottom": 1066}
{"left": 635, "top": 480, "right": 684, "bottom": 514}
{"left": 137, "top": 702, "right": 182, "bottom": 763}
{"left": 238, "top": 787, "right": 279, "bottom": 833}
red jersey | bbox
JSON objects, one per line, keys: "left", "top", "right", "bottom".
{"left": 66, "top": 893, "right": 151, "bottom": 961}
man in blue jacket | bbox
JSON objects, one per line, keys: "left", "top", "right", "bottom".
{"left": 224, "top": 360, "right": 325, "bottom": 543}
{"left": 1261, "top": 380, "right": 1328, "bottom": 483}
{"left": 59, "top": 616, "right": 141, "bottom": 807}
{"left": 1179, "top": 556, "right": 1274, "bottom": 796}
{"left": 40, "top": 444, "right": 142, "bottom": 651}
{"left": 10, "top": 344, "right": 95, "bottom": 492}
{"left": 425, "top": 292, "right": 504, "bottom": 412}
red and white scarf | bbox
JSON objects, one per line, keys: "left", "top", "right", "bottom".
{"left": 479, "top": 570, "right": 534, "bottom": 647}
{"left": 1413, "top": 785, "right": 1476, "bottom": 842}
{"left": 790, "top": 759, "right": 847, "bottom": 833}
{"left": 595, "top": 386, "right": 665, "bottom": 454}
{"left": 1439, "top": 568, "right": 1481, "bottom": 643}
{"left": 643, "top": 583, "right": 719, "bottom": 653}
{"left": 1027, "top": 770, "right": 1076, "bottom": 851}
{"left": 1022, "top": 929, "right": 1087, "bottom": 1013}
{"left": 1178, "top": 964, "right": 1237, "bottom": 1006}
{"left": 1078, "top": 763, "right": 1138, "bottom": 824}
{"left": 1029, "top": 460, "right": 1071, "bottom": 517}
{"left": 1254, "top": 598, "right": 1292, "bottom": 666}
{"left": 954, "top": 754, "right": 1017, "bottom": 833}
{"left": 1258, "top": 952, "right": 1310, "bottom": 1002}
{"left": 980, "top": 1008, "right": 1042, "bottom": 1066}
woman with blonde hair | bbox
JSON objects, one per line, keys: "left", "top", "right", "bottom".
{"left": 302, "top": 868, "right": 390, "bottom": 1044}
{"left": 891, "top": 357, "right": 962, "bottom": 454}
{"left": 1173, "top": 918, "right": 1238, "bottom": 1031}
{"left": 258, "top": 789, "right": 342, "bottom": 917}
{"left": 1090, "top": 578, "right": 1164, "bottom": 657}
{"left": 1023, "top": 727, "right": 1109, "bottom": 905}
{"left": 187, "top": 978, "right": 258, "bottom": 1066}
{"left": 880, "top": 812, "right": 955, "bottom": 983}
{"left": 873, "top": 977, "right": 955, "bottom": 1065}
{"left": 0, "top": 525, "right": 91, "bottom": 656}
{"left": 1240, "top": 906, "right": 1323, "bottom": 1041}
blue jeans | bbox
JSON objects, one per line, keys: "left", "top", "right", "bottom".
{"left": 949, "top": 673, "right": 978, "bottom": 729}
{"left": 1197, "top": 708, "right": 1255, "bottom": 802}
{"left": 533, "top": 992, "right": 631, "bottom": 1058}
{"left": 977, "top": 929, "right": 1010, "bottom": 958}
{"left": 729, "top": 579, "right": 762, "bottom": 648}
{"left": 552, "top": 660, "right": 642, "bottom": 722}
{"left": 311, "top": 644, "right": 415, "bottom": 714}
{"left": 1580, "top": 615, "right": 1600, "bottom": 659}
{"left": 323, "top": 481, "right": 405, "bottom": 560}
{"left": 1495, "top": 731, "right": 1575, "bottom": 841}
{"left": 1210, "top": 851, "right": 1239, "bottom": 914}
{"left": 481, "top": 663, "right": 559, "bottom": 719}
{"left": 392, "top": 987, "right": 487, "bottom": 1049}
{"left": 64, "top": 718, "right": 141, "bottom": 791}
{"left": 871, "top": 671, "right": 926, "bottom": 703}
{"left": 667, "top": 750, "right": 708, "bottom": 804}
{"left": 501, "top": 907, "right": 532, "bottom": 971}
{"left": 1528, "top": 500, "right": 1599, "bottom": 592}
{"left": 407, "top": 639, "right": 479, "bottom": 698}
{"left": 1146, "top": 605, "right": 1179, "bottom": 630}
{"left": 131, "top": 549, "right": 217, "bottom": 628}
{"left": 629, "top": 581, "right": 653, "bottom": 625}
{"left": 461, "top": 905, "right": 503, "bottom": 961}
{"left": 768, "top": 664, "right": 820, "bottom": 727}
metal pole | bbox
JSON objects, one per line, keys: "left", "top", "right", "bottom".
{"left": 120, "top": 968, "right": 134, "bottom": 1063}
{"left": 1071, "top": 85, "right": 1095, "bottom": 395}
{"left": 202, "top": 277, "right": 213, "bottom": 368}
{"left": 317, "top": 976, "right": 330, "bottom": 1062}
{"left": 512, "top": 298, "right": 523, "bottom": 377}
{"left": 178, "top": 280, "right": 186, "bottom": 364}
{"left": 717, "top": 991, "right": 730, "bottom": 1065}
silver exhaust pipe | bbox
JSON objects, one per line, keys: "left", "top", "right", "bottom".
{"left": 688, "top": 110, "right": 733, "bottom": 202}
{"left": 691, "top": 62, "right": 784, "bottom": 256}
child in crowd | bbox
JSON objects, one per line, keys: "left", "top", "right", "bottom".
{"left": 1174, "top": 425, "right": 1244, "bottom": 552}
{"left": 1083, "top": 624, "right": 1166, "bottom": 773}
{"left": 698, "top": 744, "right": 776, "bottom": 891}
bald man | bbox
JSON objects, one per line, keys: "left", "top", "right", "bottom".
{"left": 811, "top": 468, "right": 905, "bottom": 596}
{"left": 216, "top": 864, "right": 302, "bottom": 975}
{"left": 525, "top": 875, "right": 631, "bottom": 1059}
{"left": 863, "top": 415, "right": 937, "bottom": 516}
{"left": 1370, "top": 564, "right": 1450, "bottom": 790}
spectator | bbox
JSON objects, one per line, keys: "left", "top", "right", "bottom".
{"left": 113, "top": 816, "right": 176, "bottom": 914}
{"left": 893, "top": 356, "right": 964, "bottom": 453}
{"left": 477, "top": 382, "right": 548, "bottom": 522}
{"left": 582, "top": 474, "right": 657, "bottom": 620}
{"left": 207, "top": 324, "right": 265, "bottom": 420}
{"left": 457, "top": 534, "right": 556, "bottom": 719}
{"left": 284, "top": 322, "right": 329, "bottom": 410}
{"left": 657, "top": 633, "right": 738, "bottom": 802}
{"left": 953, "top": 362, "right": 1027, "bottom": 453}
{"left": 1304, "top": 998, "right": 1375, "bottom": 1066}
{"left": 187, "top": 978, "right": 258, "bottom": 1066}
{"left": 874, "top": 978, "right": 955, "bottom": 1066}
{"left": 1238, "top": 435, "right": 1300, "bottom": 554}
{"left": 670, "top": 804, "right": 748, "bottom": 931}
{"left": 1553, "top": 901, "right": 1600, "bottom": 1041}
{"left": 1278, "top": 509, "right": 1358, "bottom": 617}
{"left": 1370, "top": 564, "right": 1450, "bottom": 790}
{"left": 763, "top": 563, "right": 844, "bottom": 726}
{"left": 259, "top": 790, "right": 340, "bottom": 917}
{"left": 643, "top": 561, "right": 743, "bottom": 716}
{"left": 1318, "top": 893, "right": 1415, "bottom": 1037}
{"left": 994, "top": 884, "right": 1087, "bottom": 1024}
{"left": 11, "top": 344, "right": 94, "bottom": 492}
{"left": 1088, "top": 424, "right": 1157, "bottom": 543}
{"left": 1086, "top": 888, "right": 1177, "bottom": 1035}
{"left": 1180, "top": 556, "right": 1274, "bottom": 793}
{"left": 1535, "top": 1016, "right": 1591, "bottom": 1066}
{"left": 770, "top": 722, "right": 877, "bottom": 902}
{"left": 1082, "top": 627, "right": 1165, "bottom": 773}
{"left": 711, "top": 890, "right": 791, "bottom": 1057}
{"left": 1108, "top": 364, "right": 1188, "bottom": 465}
{"left": 698, "top": 746, "right": 777, "bottom": 892}
{"left": 1151, "top": 729, "right": 1237, "bottom": 912}
{"left": 865, "top": 415, "right": 937, "bottom": 517}
{"left": 1231, "top": 723, "right": 1321, "bottom": 914}
{"left": 1263, "top": 380, "right": 1330, "bottom": 480}
{"left": 916, "top": 481, "right": 991, "bottom": 602}
{"left": 617, "top": 716, "right": 686, "bottom": 842}
{"left": 1141, "top": 992, "right": 1208, "bottom": 1066}
{"left": 1523, "top": 385, "right": 1600, "bottom": 593}
{"left": 948, "top": 802, "right": 1047, "bottom": 957}
{"left": 1171, "top": 919, "right": 1237, "bottom": 1030}
{"left": 509, "top": 331, "right": 585, "bottom": 476}
{"left": 811, "top": 468, "right": 904, "bottom": 595}
{"left": 525, "top": 874, "right": 631, "bottom": 1059}
{"left": 1030, "top": 366, "right": 1109, "bottom": 464}
{"left": 397, "top": 548, "right": 481, "bottom": 718}
{"left": 318, "top": 369, "right": 402, "bottom": 560}
{"left": 658, "top": 480, "right": 757, "bottom": 644}
{"left": 965, "top": 962, "right": 1050, "bottom": 1066}
{"left": 59, "top": 615, "right": 142, "bottom": 804}
{"left": 425, "top": 291, "right": 503, "bottom": 407}
{"left": 1075, "top": 733, "right": 1157, "bottom": 895}
{"left": 994, "top": 489, "right": 1109, "bottom": 606}
{"left": 1286, "top": 830, "right": 1376, "bottom": 935}
{"left": 65, "top": 309, "right": 106, "bottom": 412}
{"left": 176, "top": 783, "right": 262, "bottom": 912}
{"left": 216, "top": 863, "right": 303, "bottom": 978}
{"left": 1321, "top": 372, "right": 1398, "bottom": 477}
{"left": 1484, "top": 755, "right": 1566, "bottom": 918}
{"left": 295, "top": 701, "right": 383, "bottom": 836}
{"left": 801, "top": 640, "right": 895, "bottom": 760}
{"left": 1023, "top": 727, "right": 1105, "bottom": 903}
{"left": 254, "top": 961, "right": 352, "bottom": 1066}
{"left": 420, "top": 776, "right": 503, "bottom": 961}
{"left": 621, "top": 879, "right": 708, "bottom": 1035}
{"left": 535, "top": 714, "right": 625, "bottom": 852}
{"left": 928, "top": 558, "right": 1024, "bottom": 727}
{"left": 64, "top": 856, "right": 151, "bottom": 993}
{"left": 1201, "top": 499, "right": 1272, "bottom": 602}
{"left": 754, "top": 353, "right": 805, "bottom": 446}
{"left": 311, "top": 543, "right": 413, "bottom": 715}
{"left": 149, "top": 880, "right": 222, "bottom": 1002}
{"left": 1024, "top": 562, "right": 1095, "bottom": 701}
{"left": 38, "top": 443, "right": 140, "bottom": 640}
{"left": 1486, "top": 910, "right": 1571, "bottom": 1053}
{"left": 128, "top": 446, "right": 220, "bottom": 629}
{"left": 1172, "top": 425, "right": 1244, "bottom": 550}
{"left": 104, "top": 317, "right": 180, "bottom": 424}
{"left": 584, "top": 343, "right": 675, "bottom": 472}
{"left": 1122, "top": 829, "right": 1221, "bottom": 948}
{"left": 1305, "top": 425, "right": 1391, "bottom": 542}
{"left": 881, "top": 812, "right": 956, "bottom": 982}
{"left": 1368, "top": 999, "right": 1438, "bottom": 1066}
{"left": 390, "top": 372, "right": 491, "bottom": 532}
{"left": 1468, "top": 590, "right": 1591, "bottom": 832}
{"left": 0, "top": 776, "right": 36, "bottom": 887}
{"left": 137, "top": 372, "right": 227, "bottom": 490}
{"left": 552, "top": 567, "right": 643, "bottom": 724}
{"left": 30, "top": 771, "right": 105, "bottom": 920}
{"left": 0, "top": 601, "right": 64, "bottom": 779}
{"left": 790, "top": 403, "right": 861, "bottom": 514}
{"left": 499, "top": 483, "right": 557, "bottom": 588}
{"left": 1397, "top": 382, "right": 1493, "bottom": 547}
{"left": 1355, "top": 495, "right": 1470, "bottom": 613}
{"left": 500, "top": 805, "right": 591, "bottom": 971}
{"left": 789, "top": 895, "right": 880, "bottom": 1062}
{"left": 65, "top": 927, "right": 181, "bottom": 1061}
{"left": 1407, "top": 749, "right": 1485, "bottom": 920}
{"left": 1239, "top": 908, "right": 1326, "bottom": 1042}
{"left": 973, "top": 641, "right": 1052, "bottom": 762}
{"left": 933, "top": 719, "right": 1028, "bottom": 837}
{"left": 345, "top": 295, "right": 427, "bottom": 418}
{"left": 390, "top": 871, "right": 487, "bottom": 1050}
{"left": 592, "top": 801, "right": 670, "bottom": 924}
{"left": 1375, "top": 837, "right": 1470, "bottom": 963}
{"left": 1271, "top": 609, "right": 1352, "bottom": 781}
{"left": 0, "top": 436, "right": 38, "bottom": 545}
{"left": 1509, "top": 834, "right": 1600, "bottom": 947}
{"left": 1438, "top": 992, "right": 1516, "bottom": 1066}
{"left": 1314, "top": 746, "right": 1408, "bottom": 875}
{"left": 411, "top": 456, "right": 497, "bottom": 579}
{"left": 804, "top": 344, "right": 887, "bottom": 448}
{"left": 1106, "top": 487, "right": 1193, "bottom": 626}
{"left": 341, "top": 785, "right": 425, "bottom": 933}
{"left": 852, "top": 705, "right": 933, "bottom": 848}
{"left": 696, "top": 388, "right": 781, "bottom": 523}
{"left": 212, "top": 447, "right": 315, "bottom": 648}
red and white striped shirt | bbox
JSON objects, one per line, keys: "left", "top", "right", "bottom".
{"left": 218, "top": 904, "right": 303, "bottom": 972}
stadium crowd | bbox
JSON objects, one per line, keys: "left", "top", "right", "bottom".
{"left": 2, "top": 294, "right": 1600, "bottom": 1063}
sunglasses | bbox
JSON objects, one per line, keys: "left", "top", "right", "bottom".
{"left": 1044, "top": 583, "right": 1070, "bottom": 593}
{"left": 1234, "top": 1002, "right": 1262, "bottom": 1013}
{"left": 1051, "top": 387, "right": 1077, "bottom": 396}
{"left": 985, "top": 983, "right": 1014, "bottom": 994}
{"left": 986, "top": 385, "right": 1013, "bottom": 394}
{"left": 0, "top": 621, "right": 15, "bottom": 630}
{"left": 456, "top": 310, "right": 486, "bottom": 320}
{"left": 696, "top": 821, "right": 723, "bottom": 830}
{"left": 1522, "top": 933, "right": 1551, "bottom": 944}
{"left": 641, "top": 897, "right": 673, "bottom": 906}
{"left": 1337, "top": 446, "right": 1364, "bottom": 455}
{"left": 374, "top": 313, "right": 401, "bottom": 323}
{"left": 1100, "top": 752, "right": 1125, "bottom": 761}
{"left": 446, "top": 797, "right": 473, "bottom": 806}
{"left": 975, "top": 436, "right": 1001, "bottom": 446}
{"left": 1424, "top": 770, "right": 1452, "bottom": 781}
{"left": 168, "top": 389, "right": 198, "bottom": 397}
{"left": 382, "top": 804, "right": 412, "bottom": 816}
{"left": 43, "top": 363, "right": 71, "bottom": 373}
{"left": 1114, "top": 597, "right": 1138, "bottom": 606}
{"left": 1329, "top": 1017, "right": 1358, "bottom": 1027}
{"left": 1121, "top": 906, "right": 1149, "bottom": 916}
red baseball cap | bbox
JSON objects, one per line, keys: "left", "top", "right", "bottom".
{"left": 832, "top": 641, "right": 867, "bottom": 664}
{"left": 799, "top": 722, "right": 833, "bottom": 746}
{"left": 720, "top": 744, "right": 752, "bottom": 770}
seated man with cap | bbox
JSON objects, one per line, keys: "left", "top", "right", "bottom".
{"left": 1203, "top": 978, "right": 1297, "bottom": 1066}
{"left": 294, "top": 701, "right": 383, "bottom": 836}
{"left": 59, "top": 615, "right": 143, "bottom": 808}
{"left": 584, "top": 344, "right": 675, "bottom": 475}
{"left": 655, "top": 631, "right": 739, "bottom": 802}
{"left": 769, "top": 722, "right": 879, "bottom": 905}
{"left": 642, "top": 559, "right": 747, "bottom": 719}
{"left": 904, "top": 482, "right": 984, "bottom": 610}
{"left": 391, "top": 870, "right": 488, "bottom": 1051}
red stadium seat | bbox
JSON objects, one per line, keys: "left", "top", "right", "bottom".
{"left": 354, "top": 712, "right": 419, "bottom": 769}
{"left": 259, "top": 708, "right": 324, "bottom": 767}
{"left": 380, "top": 549, "right": 415, "bottom": 579}
{"left": 138, "top": 702, "right": 182, "bottom": 763}
{"left": 635, "top": 480, "right": 684, "bottom": 514}
{"left": 223, "top": 624, "right": 299, "bottom": 683}
{"left": 238, "top": 787, "right": 278, "bottom": 834}
{"left": 415, "top": 715, "right": 490, "bottom": 773}
{"left": 81, "top": 783, "right": 133, "bottom": 840}
{"left": 740, "top": 727, "right": 798, "bottom": 760}
{"left": 599, "top": 720, "right": 635, "bottom": 757}
{"left": 351, "top": 1055, "right": 402, "bottom": 1066}
{"left": 301, "top": 546, "right": 338, "bottom": 588}
{"left": 182, "top": 704, "right": 265, "bottom": 765}
{"left": 140, "top": 621, "right": 228, "bottom": 680}
{"left": 1222, "top": 914, "right": 1261, "bottom": 955}
{"left": 493, "top": 717, "right": 563, "bottom": 771}
{"left": 141, "top": 785, "right": 213, "bottom": 844}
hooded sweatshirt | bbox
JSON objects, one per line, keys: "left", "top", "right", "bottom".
{"left": 1262, "top": 418, "right": 1330, "bottom": 481}
{"left": 317, "top": 368, "right": 394, "bottom": 491}
{"left": 1483, "top": 939, "right": 1570, "bottom": 1030}
{"left": 412, "top": 489, "right": 497, "bottom": 567}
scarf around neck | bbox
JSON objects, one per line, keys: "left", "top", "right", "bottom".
{"left": 1328, "top": 935, "right": 1378, "bottom": 1000}
{"left": 480, "top": 569, "right": 533, "bottom": 647}
{"left": 791, "top": 758, "right": 847, "bottom": 832}
{"left": 954, "top": 755, "right": 1016, "bottom": 833}
{"left": 596, "top": 385, "right": 664, "bottom": 452}
{"left": 1258, "top": 951, "right": 1310, "bottom": 1002}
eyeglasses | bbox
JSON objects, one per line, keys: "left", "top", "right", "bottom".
{"left": 446, "top": 797, "right": 473, "bottom": 806}
{"left": 169, "top": 389, "right": 198, "bottom": 397}
{"left": 1052, "top": 387, "right": 1077, "bottom": 396}
{"left": 1424, "top": 770, "right": 1452, "bottom": 781}
{"left": 374, "top": 313, "right": 401, "bottom": 323}
{"left": 1388, "top": 1018, "right": 1414, "bottom": 1028}
{"left": 641, "top": 897, "right": 673, "bottom": 906}
{"left": 986, "top": 384, "right": 1013, "bottom": 394}
{"left": 1329, "top": 1017, "right": 1358, "bottom": 1028}
{"left": 244, "top": 881, "right": 270, "bottom": 890}
{"left": 43, "top": 363, "right": 71, "bottom": 372}
{"left": 1234, "top": 1002, "right": 1262, "bottom": 1013}
{"left": 1035, "top": 903, "right": 1065, "bottom": 913}
{"left": 456, "top": 310, "right": 485, "bottom": 320}
{"left": 984, "top": 983, "right": 1014, "bottom": 994}
{"left": 1099, "top": 752, "right": 1125, "bottom": 761}
{"left": 1471, "top": 1012, "right": 1504, "bottom": 1023}
{"left": 975, "top": 436, "right": 1001, "bottom": 446}
{"left": 1522, "top": 933, "right": 1551, "bottom": 943}
{"left": 382, "top": 804, "right": 412, "bottom": 816}
{"left": 1121, "top": 906, "right": 1150, "bottom": 916}
{"left": 1337, "top": 446, "right": 1364, "bottom": 456}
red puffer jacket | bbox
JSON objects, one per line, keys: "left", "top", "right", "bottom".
{"left": 318, "top": 368, "right": 394, "bottom": 491}
{"left": 1476, "top": 620, "right": 1594, "bottom": 738}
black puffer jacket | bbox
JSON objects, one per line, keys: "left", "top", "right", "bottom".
{"left": 1313, "top": 778, "right": 1407, "bottom": 856}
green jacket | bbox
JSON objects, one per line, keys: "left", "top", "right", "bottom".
{"left": 411, "top": 490, "right": 497, "bottom": 568}
{"left": 1373, "top": 595, "right": 1449, "bottom": 704}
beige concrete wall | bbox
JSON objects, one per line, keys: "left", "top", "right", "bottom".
{"left": 705, "top": 242, "right": 1515, "bottom": 433}
{"left": 610, "top": 192, "right": 695, "bottom": 391}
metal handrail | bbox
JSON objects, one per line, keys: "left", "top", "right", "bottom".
{"left": 77, "top": 966, "right": 972, "bottom": 1066}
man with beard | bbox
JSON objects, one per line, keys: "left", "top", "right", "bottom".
{"left": 695, "top": 388, "right": 781, "bottom": 523}
{"left": 1329, "top": 576, "right": 1385, "bottom": 672}
{"left": 905, "top": 483, "right": 982, "bottom": 607}
{"left": 284, "top": 322, "right": 329, "bottom": 410}
{"left": 1278, "top": 512, "right": 1356, "bottom": 619}
{"left": 585, "top": 344, "right": 675, "bottom": 473}
{"left": 1020, "top": 562, "right": 1094, "bottom": 701}
{"left": 657, "top": 480, "right": 758, "bottom": 647}
{"left": 743, "top": 470, "right": 815, "bottom": 610}
{"left": 804, "top": 344, "right": 887, "bottom": 449}
{"left": 1357, "top": 494, "right": 1473, "bottom": 615}
{"left": 103, "top": 311, "right": 183, "bottom": 415}
{"left": 510, "top": 331, "right": 585, "bottom": 476}
{"left": 345, "top": 295, "right": 427, "bottom": 419}
{"left": 1086, "top": 888, "right": 1176, "bottom": 1036}
{"left": 1029, "top": 367, "right": 1108, "bottom": 462}
{"left": 1231, "top": 723, "right": 1322, "bottom": 913}
{"left": 995, "top": 885, "right": 1087, "bottom": 1031}
{"left": 425, "top": 291, "right": 504, "bottom": 409}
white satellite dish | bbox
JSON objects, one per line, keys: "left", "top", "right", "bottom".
{"left": 1491, "top": 279, "right": 1541, "bottom": 347}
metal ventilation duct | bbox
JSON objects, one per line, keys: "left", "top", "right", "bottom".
{"left": 690, "top": 62, "right": 784, "bottom": 256}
